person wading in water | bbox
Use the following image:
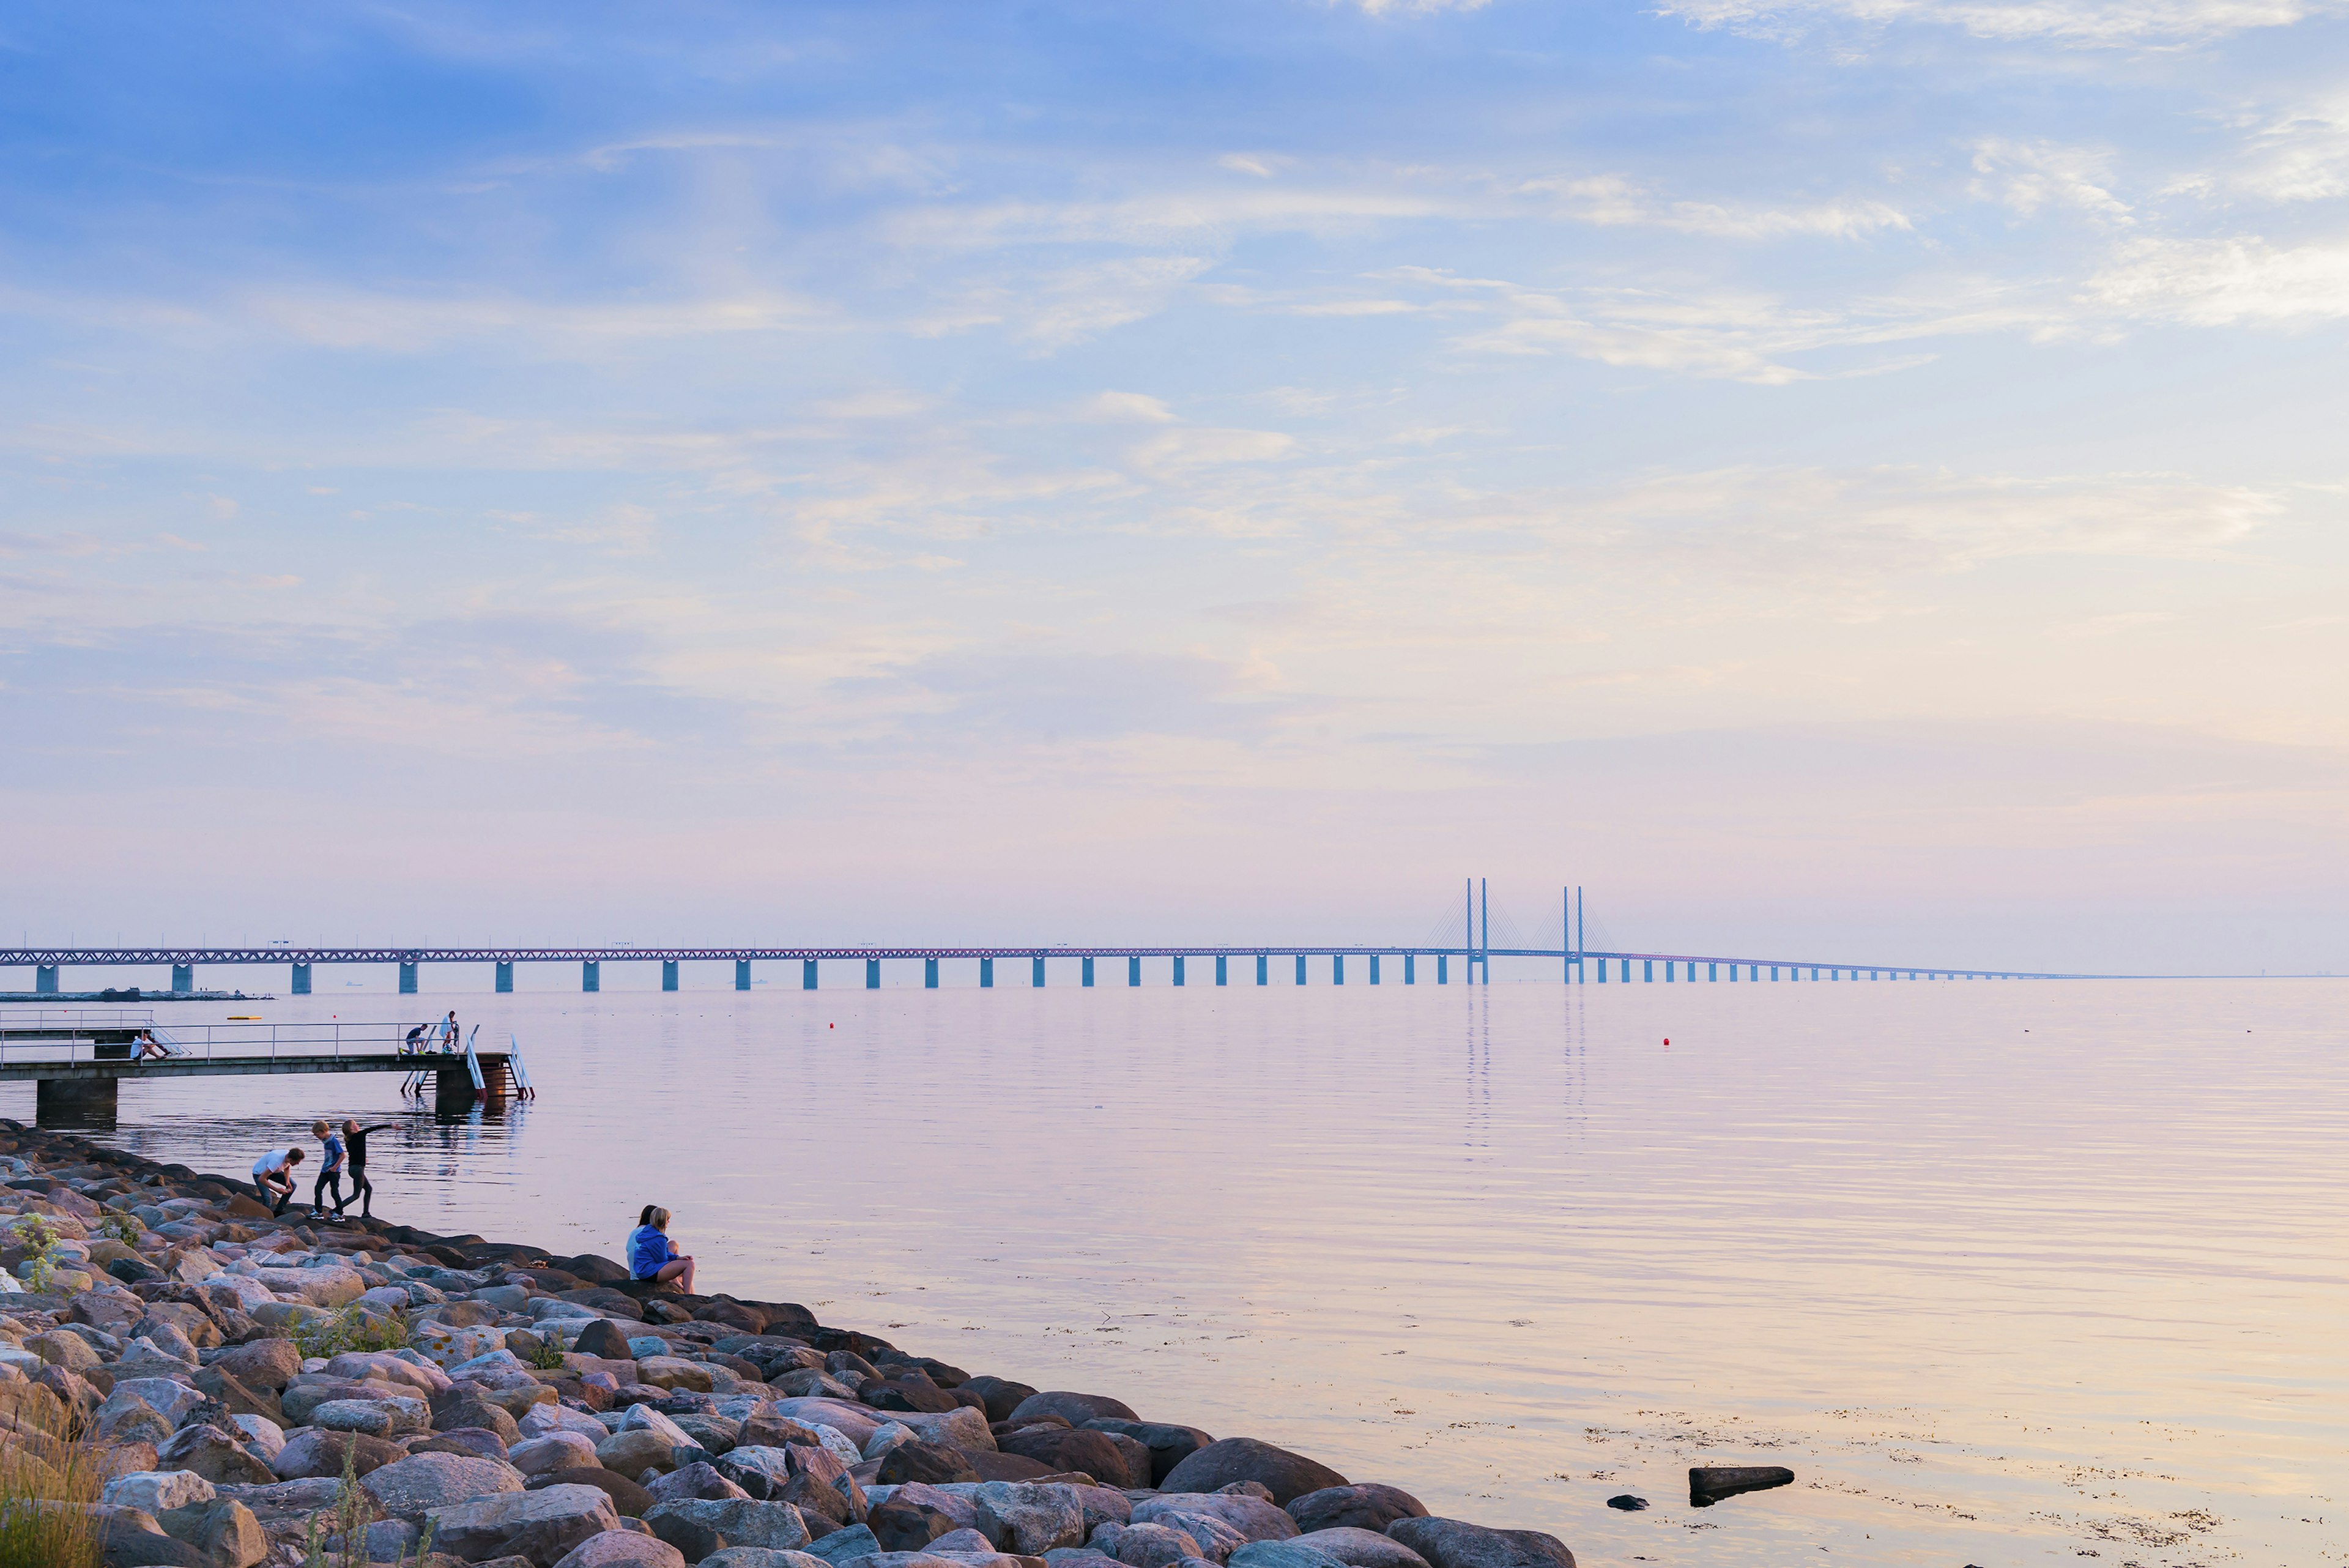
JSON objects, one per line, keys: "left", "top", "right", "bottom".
{"left": 336, "top": 1118, "right": 397, "bottom": 1220}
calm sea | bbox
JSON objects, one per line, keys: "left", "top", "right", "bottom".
{"left": 29, "top": 976, "right": 2346, "bottom": 1566}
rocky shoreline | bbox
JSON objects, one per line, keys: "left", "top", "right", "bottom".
{"left": 0, "top": 1120, "right": 1584, "bottom": 1568}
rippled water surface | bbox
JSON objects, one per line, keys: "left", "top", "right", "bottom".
{"left": 24, "top": 977, "right": 2346, "bottom": 1566}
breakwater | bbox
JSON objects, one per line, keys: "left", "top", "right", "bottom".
{"left": 0, "top": 1118, "right": 1599, "bottom": 1568}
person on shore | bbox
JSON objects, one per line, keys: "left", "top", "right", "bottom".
{"left": 250, "top": 1145, "right": 303, "bottom": 1217}
{"left": 337, "top": 1118, "right": 395, "bottom": 1219}
{"left": 308, "top": 1121, "right": 345, "bottom": 1219}
{"left": 626, "top": 1205, "right": 694, "bottom": 1293}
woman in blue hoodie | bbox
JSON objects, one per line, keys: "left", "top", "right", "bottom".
{"left": 626, "top": 1205, "right": 695, "bottom": 1293}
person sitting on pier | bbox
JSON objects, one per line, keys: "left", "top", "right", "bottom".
{"left": 309, "top": 1120, "right": 346, "bottom": 1221}
{"left": 626, "top": 1205, "right": 695, "bottom": 1294}
{"left": 130, "top": 1029, "right": 167, "bottom": 1060}
{"left": 250, "top": 1145, "right": 303, "bottom": 1217}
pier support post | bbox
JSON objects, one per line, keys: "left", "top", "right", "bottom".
{"left": 398, "top": 962, "right": 417, "bottom": 995}
{"left": 1173, "top": 956, "right": 1185, "bottom": 986}
{"left": 36, "top": 1077, "right": 117, "bottom": 1128}
{"left": 735, "top": 960, "right": 750, "bottom": 990}
{"left": 662, "top": 960, "right": 679, "bottom": 992}
{"left": 1333, "top": 955, "right": 1345, "bottom": 985}
{"left": 866, "top": 959, "right": 880, "bottom": 989}
{"left": 803, "top": 960, "right": 818, "bottom": 990}
{"left": 1255, "top": 954, "right": 1267, "bottom": 985}
{"left": 1128, "top": 956, "right": 1141, "bottom": 986}
{"left": 1438, "top": 955, "right": 1448, "bottom": 984}
{"left": 1295, "top": 955, "right": 1307, "bottom": 985}
{"left": 1082, "top": 957, "right": 1093, "bottom": 987}
{"left": 924, "top": 958, "right": 938, "bottom": 989}
{"left": 1216, "top": 956, "right": 1227, "bottom": 986}
{"left": 173, "top": 964, "right": 194, "bottom": 994}
{"left": 982, "top": 958, "right": 995, "bottom": 988}
{"left": 292, "top": 963, "right": 311, "bottom": 995}
{"left": 1370, "top": 955, "right": 1380, "bottom": 984}
{"left": 35, "top": 966, "right": 58, "bottom": 995}
{"left": 582, "top": 961, "right": 599, "bottom": 992}
{"left": 498, "top": 962, "right": 514, "bottom": 993}
{"left": 1032, "top": 956, "right": 1045, "bottom": 986}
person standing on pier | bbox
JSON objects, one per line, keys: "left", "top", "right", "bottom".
{"left": 250, "top": 1145, "right": 303, "bottom": 1217}
{"left": 308, "top": 1120, "right": 346, "bottom": 1219}
{"left": 442, "top": 1011, "right": 459, "bottom": 1052}
{"left": 336, "top": 1118, "right": 395, "bottom": 1220}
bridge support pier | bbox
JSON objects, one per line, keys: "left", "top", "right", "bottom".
{"left": 1256, "top": 954, "right": 1267, "bottom": 986}
{"left": 803, "top": 960, "right": 818, "bottom": 990}
{"left": 1032, "top": 956, "right": 1045, "bottom": 987}
{"left": 497, "top": 962, "right": 514, "bottom": 993}
{"left": 582, "top": 962, "right": 599, "bottom": 992}
{"left": 1333, "top": 955, "right": 1345, "bottom": 985}
{"left": 36, "top": 1077, "right": 116, "bottom": 1129}
{"left": 35, "top": 966, "right": 58, "bottom": 995}
{"left": 663, "top": 960, "right": 679, "bottom": 992}
{"left": 735, "top": 960, "right": 749, "bottom": 991}
{"left": 1370, "top": 955, "right": 1380, "bottom": 984}
{"left": 865, "top": 959, "right": 880, "bottom": 989}
{"left": 398, "top": 963, "right": 417, "bottom": 995}
{"left": 924, "top": 958, "right": 938, "bottom": 989}
{"left": 1405, "top": 954, "right": 1414, "bottom": 984}
{"left": 1215, "top": 956, "right": 1227, "bottom": 986}
{"left": 1173, "top": 956, "right": 1185, "bottom": 986}
{"left": 1296, "top": 955, "right": 1307, "bottom": 985}
{"left": 1438, "top": 955, "right": 1447, "bottom": 983}
{"left": 292, "top": 963, "right": 311, "bottom": 995}
{"left": 1081, "top": 957, "right": 1093, "bottom": 987}
{"left": 982, "top": 958, "right": 995, "bottom": 988}
{"left": 1128, "top": 957, "right": 1141, "bottom": 987}
{"left": 173, "top": 964, "right": 194, "bottom": 994}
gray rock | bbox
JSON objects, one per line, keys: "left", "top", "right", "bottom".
{"left": 644, "top": 1460, "right": 753, "bottom": 1506}
{"left": 801, "top": 1523, "right": 880, "bottom": 1566}
{"left": 973, "top": 1481, "right": 1085, "bottom": 1555}
{"left": 703, "top": 1552, "right": 833, "bottom": 1568}
{"left": 1228, "top": 1544, "right": 1349, "bottom": 1568}
{"left": 268, "top": 1427, "right": 403, "bottom": 1482}
{"left": 155, "top": 1496, "right": 267, "bottom": 1568}
{"left": 323, "top": 1518, "right": 421, "bottom": 1562}
{"left": 1141, "top": 1512, "right": 1249, "bottom": 1564}
{"left": 1095, "top": 1521, "right": 1205, "bottom": 1568}
{"left": 358, "top": 1450, "right": 528, "bottom": 1522}
{"left": 644, "top": 1496, "right": 814, "bottom": 1559}
{"left": 207, "top": 1339, "right": 302, "bottom": 1391}
{"left": 1284, "top": 1488, "right": 1426, "bottom": 1537}
{"left": 103, "top": 1470, "right": 219, "bottom": 1515}
{"left": 1297, "top": 1527, "right": 1430, "bottom": 1568}
{"left": 1137, "top": 1495, "right": 1297, "bottom": 1544}
{"left": 158, "top": 1424, "right": 279, "bottom": 1486}
{"left": 1007, "top": 1392, "right": 1138, "bottom": 1428}
{"left": 1082, "top": 1422, "right": 1215, "bottom": 1488}
{"left": 1162, "top": 1442, "right": 1347, "bottom": 1507}
{"left": 513, "top": 1432, "right": 604, "bottom": 1477}
{"left": 1383, "top": 1519, "right": 1573, "bottom": 1568}
{"left": 549, "top": 1531, "right": 689, "bottom": 1568}
{"left": 427, "top": 1481, "right": 622, "bottom": 1567}
{"left": 1069, "top": 1485, "right": 1131, "bottom": 1534}
{"left": 313, "top": 1396, "right": 432, "bottom": 1438}
{"left": 1687, "top": 1465, "right": 1794, "bottom": 1507}
{"left": 927, "top": 1525, "right": 996, "bottom": 1553}
{"left": 108, "top": 1377, "right": 208, "bottom": 1428}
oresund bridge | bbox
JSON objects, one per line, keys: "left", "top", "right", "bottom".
{"left": 5, "top": 882, "right": 2073, "bottom": 996}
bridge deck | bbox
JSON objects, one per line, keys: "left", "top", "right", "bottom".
{"left": 0, "top": 1053, "right": 508, "bottom": 1083}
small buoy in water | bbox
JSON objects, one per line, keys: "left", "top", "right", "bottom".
{"left": 829, "top": 1023, "right": 835, "bottom": 1028}
{"left": 1606, "top": 1495, "right": 1648, "bottom": 1511}
{"left": 1663, "top": 1038, "right": 1669, "bottom": 1046}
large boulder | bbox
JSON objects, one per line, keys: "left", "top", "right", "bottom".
{"left": 529, "top": 1466, "right": 656, "bottom": 1518}
{"left": 1230, "top": 1544, "right": 1349, "bottom": 1568}
{"left": 869, "top": 1495, "right": 959, "bottom": 1552}
{"left": 1137, "top": 1495, "right": 1298, "bottom": 1544}
{"left": 958, "top": 1377, "right": 1037, "bottom": 1425}
{"left": 209, "top": 1339, "right": 302, "bottom": 1391}
{"left": 1384, "top": 1518, "right": 1573, "bottom": 1568}
{"left": 799, "top": 1523, "right": 878, "bottom": 1566}
{"left": 313, "top": 1396, "right": 432, "bottom": 1438}
{"left": 701, "top": 1550, "right": 834, "bottom": 1568}
{"left": 512, "top": 1432, "right": 603, "bottom": 1477}
{"left": 155, "top": 1424, "right": 278, "bottom": 1486}
{"left": 765, "top": 1399, "right": 888, "bottom": 1451}
{"left": 1298, "top": 1526, "right": 1430, "bottom": 1568}
{"left": 1286, "top": 1487, "right": 1426, "bottom": 1537}
{"left": 1162, "top": 1441, "right": 1346, "bottom": 1506}
{"left": 434, "top": 1388, "right": 525, "bottom": 1444}
{"left": 596, "top": 1427, "right": 688, "bottom": 1477}
{"left": 359, "top": 1450, "right": 527, "bottom": 1522}
{"left": 1008, "top": 1392, "right": 1138, "bottom": 1428}
{"left": 270, "top": 1427, "right": 402, "bottom": 1481}
{"left": 998, "top": 1427, "right": 1149, "bottom": 1488}
{"left": 322, "top": 1351, "right": 450, "bottom": 1397}
{"left": 571, "top": 1319, "right": 635, "bottom": 1361}
{"left": 427, "top": 1482, "right": 622, "bottom": 1567}
{"left": 891, "top": 1407, "right": 993, "bottom": 1455}
{"left": 156, "top": 1496, "right": 268, "bottom": 1568}
{"left": 875, "top": 1441, "right": 979, "bottom": 1487}
{"left": 644, "top": 1496, "right": 814, "bottom": 1559}
{"left": 1136, "top": 1509, "right": 1247, "bottom": 1563}
{"left": 1083, "top": 1421, "right": 1214, "bottom": 1487}
{"left": 251, "top": 1265, "right": 366, "bottom": 1307}
{"left": 551, "top": 1531, "right": 689, "bottom": 1568}
{"left": 1095, "top": 1521, "right": 1206, "bottom": 1568}
{"left": 645, "top": 1461, "right": 754, "bottom": 1507}
{"left": 972, "top": 1481, "right": 1086, "bottom": 1555}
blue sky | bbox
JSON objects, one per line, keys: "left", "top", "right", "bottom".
{"left": 4, "top": 0, "right": 2345, "bottom": 970}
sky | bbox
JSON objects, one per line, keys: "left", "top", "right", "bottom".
{"left": 3, "top": 0, "right": 2345, "bottom": 973}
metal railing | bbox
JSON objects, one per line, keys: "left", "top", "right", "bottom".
{"left": 0, "top": 1019, "right": 456, "bottom": 1069}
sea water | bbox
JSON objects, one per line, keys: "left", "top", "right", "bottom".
{"left": 34, "top": 978, "right": 2347, "bottom": 1566}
